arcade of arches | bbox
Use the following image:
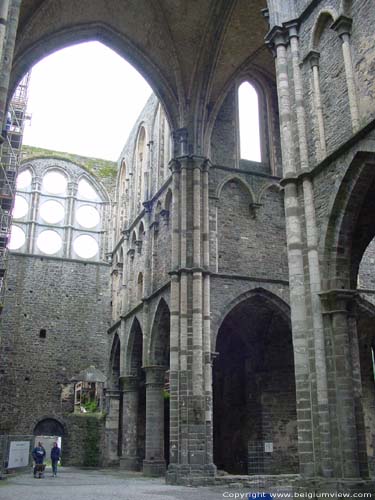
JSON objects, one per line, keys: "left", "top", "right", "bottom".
{"left": 0, "top": 0, "right": 374, "bottom": 493}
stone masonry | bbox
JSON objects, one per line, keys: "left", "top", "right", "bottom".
{"left": 0, "top": 0, "right": 374, "bottom": 493}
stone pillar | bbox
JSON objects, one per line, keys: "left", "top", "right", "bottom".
{"left": 287, "top": 22, "right": 332, "bottom": 477}
{"left": 320, "top": 290, "right": 361, "bottom": 478}
{"left": 0, "top": 1, "right": 10, "bottom": 72}
{"left": 104, "top": 389, "right": 121, "bottom": 465}
{"left": 28, "top": 174, "right": 41, "bottom": 254}
{"left": 306, "top": 51, "right": 327, "bottom": 160}
{"left": 120, "top": 375, "right": 141, "bottom": 471}
{"left": 331, "top": 16, "right": 360, "bottom": 133}
{"left": 143, "top": 365, "right": 166, "bottom": 476}
{"left": 266, "top": 26, "right": 316, "bottom": 477}
{"left": 122, "top": 230, "right": 131, "bottom": 313}
{"left": 0, "top": 0, "right": 21, "bottom": 130}
{"left": 169, "top": 159, "right": 180, "bottom": 467}
{"left": 65, "top": 180, "right": 77, "bottom": 258}
{"left": 166, "top": 148, "right": 215, "bottom": 484}
{"left": 348, "top": 305, "right": 369, "bottom": 478}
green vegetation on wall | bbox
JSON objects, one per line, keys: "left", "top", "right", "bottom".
{"left": 22, "top": 145, "right": 117, "bottom": 179}
{"left": 83, "top": 416, "right": 102, "bottom": 466}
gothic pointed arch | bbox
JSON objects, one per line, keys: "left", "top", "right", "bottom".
{"left": 148, "top": 298, "right": 170, "bottom": 367}
{"left": 125, "top": 317, "right": 144, "bottom": 377}
{"left": 213, "top": 287, "right": 296, "bottom": 475}
{"left": 109, "top": 333, "right": 121, "bottom": 389}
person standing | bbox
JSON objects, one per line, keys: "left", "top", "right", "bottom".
{"left": 32, "top": 441, "right": 46, "bottom": 478}
{"left": 50, "top": 441, "right": 61, "bottom": 477}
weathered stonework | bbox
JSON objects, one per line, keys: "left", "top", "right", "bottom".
{"left": 0, "top": 0, "right": 374, "bottom": 493}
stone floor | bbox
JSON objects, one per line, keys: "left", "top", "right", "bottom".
{"left": 0, "top": 467, "right": 271, "bottom": 500}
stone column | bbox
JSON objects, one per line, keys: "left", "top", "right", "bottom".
{"left": 143, "top": 365, "right": 166, "bottom": 476}
{"left": 287, "top": 22, "right": 332, "bottom": 477}
{"left": 0, "top": 0, "right": 21, "bottom": 130}
{"left": 348, "top": 305, "right": 369, "bottom": 478}
{"left": 0, "top": 1, "right": 10, "bottom": 70}
{"left": 331, "top": 16, "right": 360, "bottom": 133}
{"left": 320, "top": 290, "right": 361, "bottom": 478}
{"left": 169, "top": 158, "right": 180, "bottom": 467}
{"left": 306, "top": 51, "right": 327, "bottom": 160}
{"left": 266, "top": 26, "right": 316, "bottom": 477}
{"left": 65, "top": 180, "right": 77, "bottom": 258}
{"left": 28, "top": 174, "right": 41, "bottom": 254}
{"left": 166, "top": 146, "right": 215, "bottom": 484}
{"left": 122, "top": 230, "right": 131, "bottom": 313}
{"left": 120, "top": 375, "right": 141, "bottom": 470}
{"left": 104, "top": 389, "right": 121, "bottom": 465}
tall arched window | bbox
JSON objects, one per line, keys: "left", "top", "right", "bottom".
{"left": 238, "top": 81, "right": 261, "bottom": 162}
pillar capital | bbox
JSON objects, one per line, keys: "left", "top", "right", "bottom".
{"left": 304, "top": 50, "right": 320, "bottom": 69}
{"left": 319, "top": 288, "right": 358, "bottom": 314}
{"left": 119, "top": 375, "right": 139, "bottom": 392}
{"left": 143, "top": 365, "right": 167, "bottom": 385}
{"left": 265, "top": 25, "right": 289, "bottom": 50}
{"left": 331, "top": 15, "right": 353, "bottom": 38}
{"left": 283, "top": 19, "right": 300, "bottom": 39}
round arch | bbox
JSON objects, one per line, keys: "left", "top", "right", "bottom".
{"left": 33, "top": 417, "right": 66, "bottom": 437}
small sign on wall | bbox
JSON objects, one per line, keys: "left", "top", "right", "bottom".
{"left": 8, "top": 441, "right": 30, "bottom": 468}
{"left": 264, "top": 442, "right": 273, "bottom": 453}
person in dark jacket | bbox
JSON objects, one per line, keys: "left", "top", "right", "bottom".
{"left": 32, "top": 442, "right": 46, "bottom": 478}
{"left": 50, "top": 441, "right": 61, "bottom": 477}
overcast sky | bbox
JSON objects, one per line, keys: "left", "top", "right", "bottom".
{"left": 22, "top": 40, "right": 260, "bottom": 163}
{"left": 23, "top": 41, "right": 152, "bottom": 162}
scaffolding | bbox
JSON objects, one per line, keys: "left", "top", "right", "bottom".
{"left": 0, "top": 73, "right": 31, "bottom": 313}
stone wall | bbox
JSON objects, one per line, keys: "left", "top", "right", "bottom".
{"left": 0, "top": 253, "right": 111, "bottom": 441}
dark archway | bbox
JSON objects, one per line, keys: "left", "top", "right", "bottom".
{"left": 126, "top": 317, "right": 145, "bottom": 468}
{"left": 109, "top": 334, "right": 121, "bottom": 456}
{"left": 147, "top": 299, "right": 170, "bottom": 470}
{"left": 34, "top": 418, "right": 65, "bottom": 437}
{"left": 213, "top": 292, "right": 297, "bottom": 475}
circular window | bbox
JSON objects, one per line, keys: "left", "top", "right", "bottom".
{"left": 40, "top": 200, "right": 65, "bottom": 224}
{"left": 42, "top": 171, "right": 67, "bottom": 195}
{"left": 73, "top": 235, "right": 99, "bottom": 259}
{"left": 76, "top": 205, "right": 100, "bottom": 229}
{"left": 36, "top": 230, "right": 62, "bottom": 255}
{"left": 8, "top": 225, "right": 26, "bottom": 250}
{"left": 12, "top": 195, "right": 28, "bottom": 219}
{"left": 16, "top": 169, "right": 32, "bottom": 190}
{"left": 78, "top": 178, "right": 98, "bottom": 200}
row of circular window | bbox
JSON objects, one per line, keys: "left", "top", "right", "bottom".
{"left": 8, "top": 168, "right": 105, "bottom": 260}
{"left": 9, "top": 226, "right": 99, "bottom": 259}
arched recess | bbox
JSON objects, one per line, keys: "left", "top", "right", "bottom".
{"left": 311, "top": 9, "right": 350, "bottom": 154}
{"left": 116, "top": 159, "right": 128, "bottom": 237}
{"left": 148, "top": 298, "right": 171, "bottom": 466}
{"left": 133, "top": 126, "right": 147, "bottom": 213}
{"left": 109, "top": 333, "right": 121, "bottom": 390}
{"left": 122, "top": 317, "right": 146, "bottom": 468}
{"left": 216, "top": 177, "right": 255, "bottom": 274}
{"left": 137, "top": 272, "right": 144, "bottom": 301}
{"left": 213, "top": 289, "right": 297, "bottom": 475}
